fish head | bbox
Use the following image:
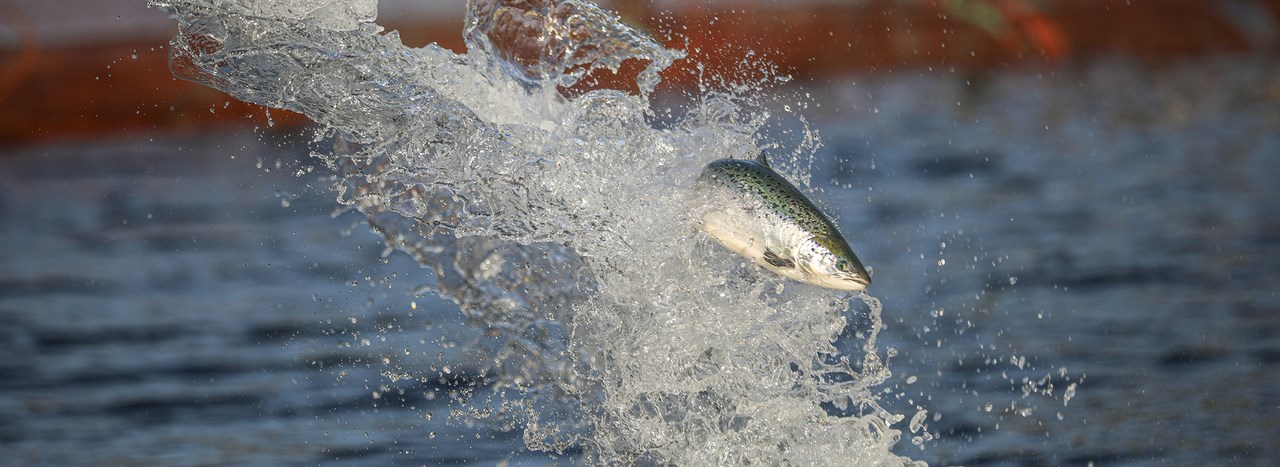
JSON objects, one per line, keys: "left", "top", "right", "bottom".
{"left": 799, "top": 239, "right": 872, "bottom": 291}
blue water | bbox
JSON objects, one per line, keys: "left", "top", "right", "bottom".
{"left": 0, "top": 133, "right": 559, "bottom": 464}
{"left": 811, "top": 58, "right": 1280, "bottom": 465}
{"left": 2, "top": 42, "right": 1278, "bottom": 467}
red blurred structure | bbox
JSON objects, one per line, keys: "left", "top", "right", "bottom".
{"left": 0, "top": 0, "right": 1276, "bottom": 144}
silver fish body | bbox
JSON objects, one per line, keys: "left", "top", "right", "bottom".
{"left": 690, "top": 157, "right": 871, "bottom": 291}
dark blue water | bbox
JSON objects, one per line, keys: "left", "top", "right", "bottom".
{"left": 0, "top": 132, "right": 563, "bottom": 464}
{"left": 2, "top": 56, "right": 1278, "bottom": 465}
{"left": 811, "top": 57, "right": 1280, "bottom": 465}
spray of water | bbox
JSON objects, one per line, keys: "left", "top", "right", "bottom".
{"left": 153, "top": 0, "right": 920, "bottom": 463}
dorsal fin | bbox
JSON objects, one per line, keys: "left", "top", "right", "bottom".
{"left": 754, "top": 152, "right": 771, "bottom": 168}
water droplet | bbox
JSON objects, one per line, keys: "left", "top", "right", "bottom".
{"left": 909, "top": 409, "right": 928, "bottom": 433}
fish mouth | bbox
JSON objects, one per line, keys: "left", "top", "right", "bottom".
{"left": 805, "top": 271, "right": 870, "bottom": 291}
{"left": 838, "top": 268, "right": 872, "bottom": 290}
{"left": 842, "top": 275, "right": 871, "bottom": 291}
{"left": 844, "top": 261, "right": 873, "bottom": 289}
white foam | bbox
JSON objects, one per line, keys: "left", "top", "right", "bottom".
{"left": 153, "top": 0, "right": 919, "bottom": 463}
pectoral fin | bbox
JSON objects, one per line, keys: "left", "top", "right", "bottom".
{"left": 762, "top": 250, "right": 796, "bottom": 268}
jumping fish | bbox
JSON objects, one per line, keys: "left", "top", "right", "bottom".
{"left": 690, "top": 154, "right": 871, "bottom": 291}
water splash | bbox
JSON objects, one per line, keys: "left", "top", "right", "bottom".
{"left": 152, "top": 0, "right": 919, "bottom": 463}
{"left": 464, "top": 0, "right": 679, "bottom": 94}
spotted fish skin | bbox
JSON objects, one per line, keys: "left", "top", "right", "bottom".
{"left": 691, "top": 157, "right": 871, "bottom": 291}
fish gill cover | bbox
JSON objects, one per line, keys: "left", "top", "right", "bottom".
{"left": 151, "top": 0, "right": 920, "bottom": 464}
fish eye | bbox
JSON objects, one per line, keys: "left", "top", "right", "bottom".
{"left": 835, "top": 259, "right": 849, "bottom": 272}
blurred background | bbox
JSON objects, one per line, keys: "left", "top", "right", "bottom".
{"left": 2, "top": 0, "right": 1278, "bottom": 465}
{"left": 6, "top": 0, "right": 1280, "bottom": 143}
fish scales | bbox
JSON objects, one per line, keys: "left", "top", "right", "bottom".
{"left": 705, "top": 160, "right": 838, "bottom": 247}
{"left": 692, "top": 157, "right": 871, "bottom": 291}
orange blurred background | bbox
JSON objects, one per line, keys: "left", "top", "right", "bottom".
{"left": 1, "top": 0, "right": 1276, "bottom": 145}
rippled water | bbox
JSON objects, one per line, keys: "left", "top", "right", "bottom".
{"left": 814, "top": 58, "right": 1280, "bottom": 465}
{"left": 3, "top": 0, "right": 1278, "bottom": 465}
{"left": 0, "top": 132, "right": 578, "bottom": 464}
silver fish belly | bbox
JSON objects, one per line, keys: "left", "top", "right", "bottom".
{"left": 690, "top": 157, "right": 871, "bottom": 291}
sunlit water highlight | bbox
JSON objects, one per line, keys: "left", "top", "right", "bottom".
{"left": 152, "top": 0, "right": 918, "bottom": 463}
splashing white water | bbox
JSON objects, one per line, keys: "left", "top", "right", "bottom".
{"left": 153, "top": 0, "right": 920, "bottom": 463}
